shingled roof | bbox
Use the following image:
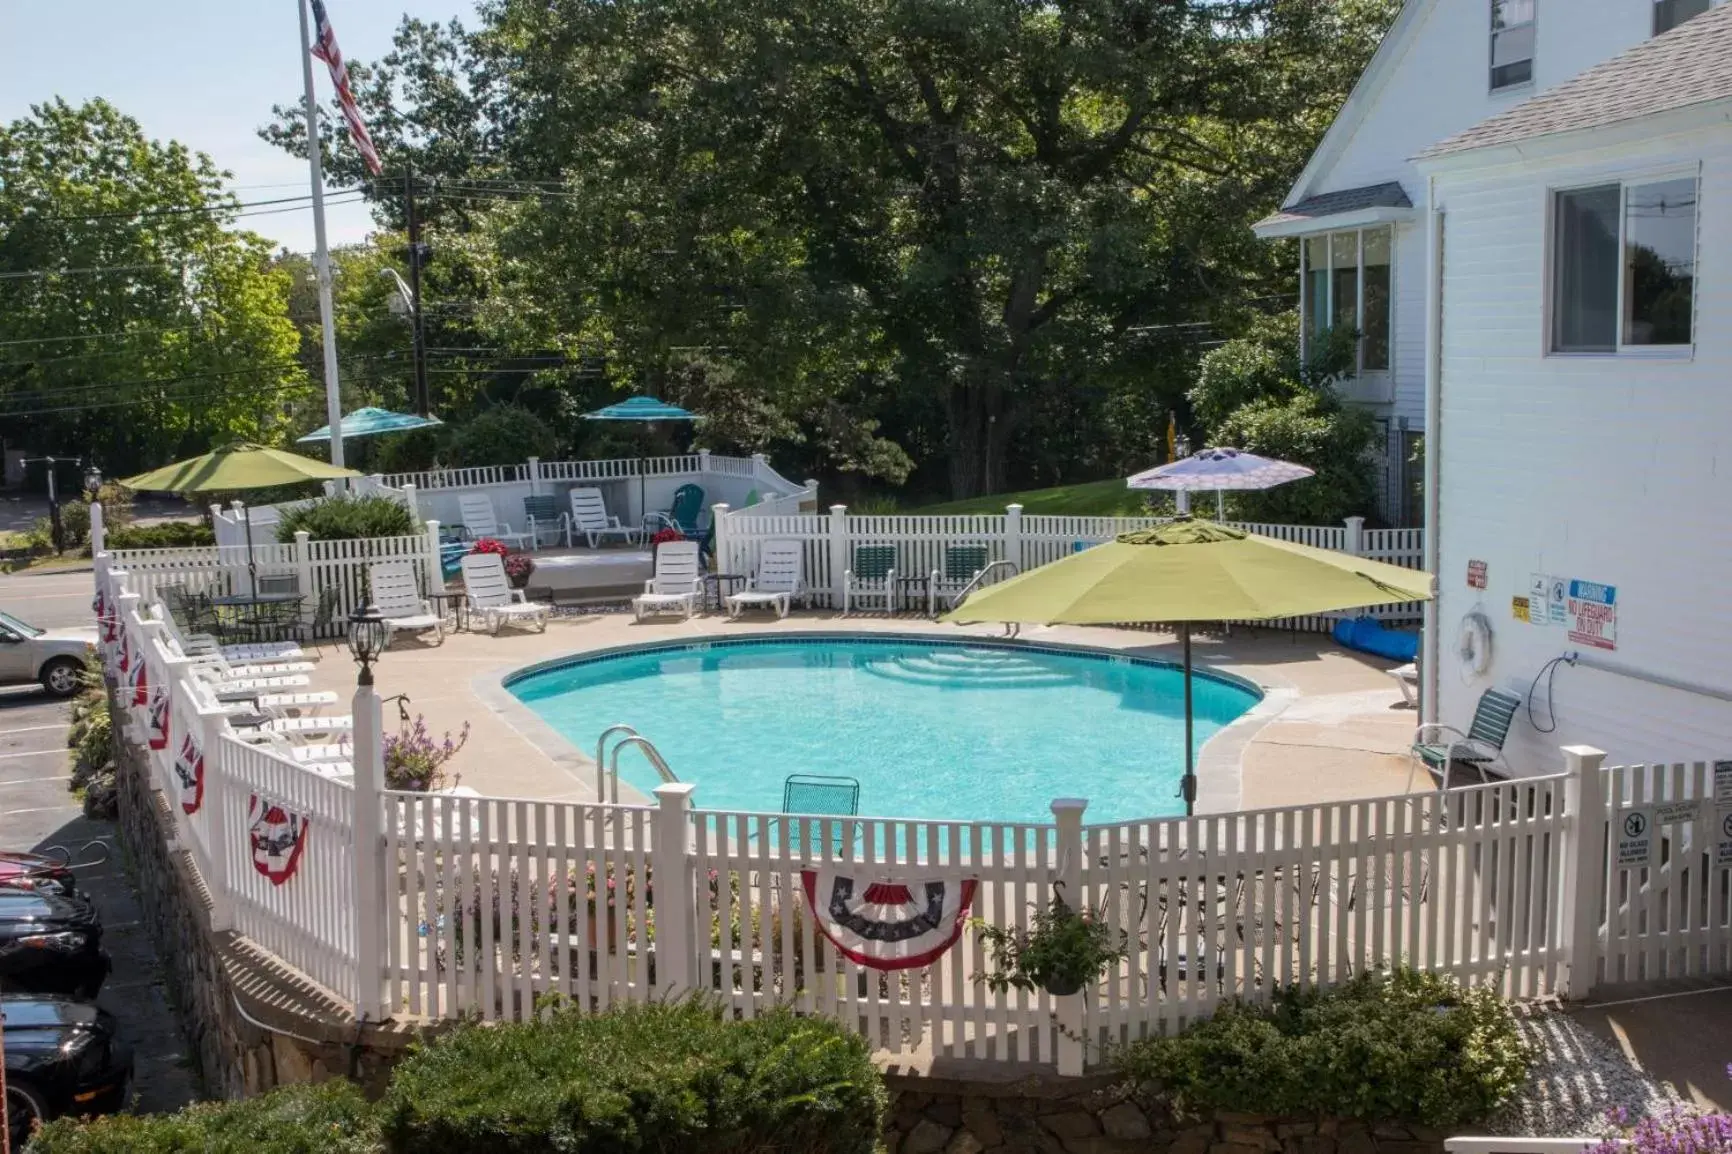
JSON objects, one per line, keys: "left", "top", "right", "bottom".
{"left": 1254, "top": 182, "right": 1412, "bottom": 231}
{"left": 1420, "top": 3, "right": 1732, "bottom": 159}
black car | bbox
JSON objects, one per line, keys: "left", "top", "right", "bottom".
{"left": 3, "top": 992, "right": 133, "bottom": 1149}
{"left": 0, "top": 889, "right": 109, "bottom": 997}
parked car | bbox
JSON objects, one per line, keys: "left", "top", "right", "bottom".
{"left": 0, "top": 888, "right": 109, "bottom": 997}
{"left": 0, "top": 850, "right": 78, "bottom": 897}
{"left": 0, "top": 609, "right": 94, "bottom": 697}
{"left": 3, "top": 992, "right": 134, "bottom": 1149}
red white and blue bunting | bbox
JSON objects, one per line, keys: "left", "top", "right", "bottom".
{"left": 146, "top": 681, "right": 170, "bottom": 751}
{"left": 128, "top": 647, "right": 150, "bottom": 708}
{"left": 247, "top": 794, "right": 308, "bottom": 886}
{"left": 172, "top": 731, "right": 204, "bottom": 815}
{"left": 799, "top": 869, "right": 978, "bottom": 971}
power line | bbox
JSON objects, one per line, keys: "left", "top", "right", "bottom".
{"left": 17, "top": 186, "right": 377, "bottom": 224}
{"left": 0, "top": 263, "right": 160, "bottom": 281}
{"left": 0, "top": 379, "right": 320, "bottom": 418}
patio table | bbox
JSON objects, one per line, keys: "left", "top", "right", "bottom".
{"left": 208, "top": 591, "right": 304, "bottom": 644}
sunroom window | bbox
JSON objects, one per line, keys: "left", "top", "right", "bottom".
{"left": 1551, "top": 176, "right": 1696, "bottom": 352}
{"left": 1301, "top": 226, "right": 1391, "bottom": 374}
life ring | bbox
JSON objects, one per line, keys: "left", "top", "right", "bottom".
{"left": 1456, "top": 612, "right": 1493, "bottom": 679}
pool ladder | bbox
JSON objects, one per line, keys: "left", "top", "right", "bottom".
{"left": 594, "top": 724, "right": 679, "bottom": 805}
{"left": 947, "top": 560, "right": 1022, "bottom": 638}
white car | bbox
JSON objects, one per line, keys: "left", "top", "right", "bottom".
{"left": 0, "top": 610, "right": 95, "bottom": 697}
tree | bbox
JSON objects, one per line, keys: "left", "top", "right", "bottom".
{"left": 0, "top": 100, "right": 304, "bottom": 475}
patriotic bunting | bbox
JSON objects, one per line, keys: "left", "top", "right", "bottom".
{"left": 800, "top": 869, "right": 978, "bottom": 971}
{"left": 173, "top": 731, "right": 204, "bottom": 815}
{"left": 248, "top": 795, "right": 309, "bottom": 886}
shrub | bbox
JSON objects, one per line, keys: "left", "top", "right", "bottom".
{"left": 25, "top": 1080, "right": 378, "bottom": 1154}
{"left": 276, "top": 496, "right": 417, "bottom": 542}
{"left": 103, "top": 522, "right": 216, "bottom": 550}
{"left": 383, "top": 714, "right": 469, "bottom": 792}
{"left": 1117, "top": 968, "right": 1530, "bottom": 1127}
{"left": 380, "top": 1000, "right": 886, "bottom": 1154}
{"left": 444, "top": 405, "right": 558, "bottom": 468}
{"left": 974, "top": 893, "right": 1127, "bottom": 995}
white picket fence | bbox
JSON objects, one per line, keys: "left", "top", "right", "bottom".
{"left": 715, "top": 506, "right": 1425, "bottom": 628}
{"left": 96, "top": 552, "right": 1724, "bottom": 1074}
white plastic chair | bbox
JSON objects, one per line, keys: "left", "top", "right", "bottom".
{"left": 459, "top": 552, "right": 549, "bottom": 635}
{"left": 567, "top": 487, "right": 641, "bottom": 548}
{"left": 726, "top": 540, "right": 806, "bottom": 619}
{"left": 369, "top": 560, "right": 445, "bottom": 647}
{"left": 633, "top": 540, "right": 704, "bottom": 621}
{"left": 457, "top": 493, "right": 532, "bottom": 550}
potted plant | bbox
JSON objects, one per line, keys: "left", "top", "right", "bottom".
{"left": 470, "top": 537, "right": 509, "bottom": 558}
{"left": 503, "top": 553, "right": 535, "bottom": 589}
{"left": 973, "top": 887, "right": 1127, "bottom": 996}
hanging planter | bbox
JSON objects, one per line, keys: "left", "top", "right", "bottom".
{"left": 972, "top": 883, "right": 1127, "bottom": 997}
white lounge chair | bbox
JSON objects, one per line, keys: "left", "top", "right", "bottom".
{"left": 459, "top": 552, "right": 549, "bottom": 635}
{"left": 369, "top": 560, "right": 446, "bottom": 647}
{"left": 633, "top": 540, "right": 704, "bottom": 622}
{"left": 726, "top": 540, "right": 806, "bottom": 619}
{"left": 266, "top": 714, "right": 354, "bottom": 738}
{"left": 567, "top": 487, "right": 641, "bottom": 548}
{"left": 457, "top": 493, "right": 532, "bottom": 550}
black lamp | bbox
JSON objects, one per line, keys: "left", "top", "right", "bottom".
{"left": 347, "top": 605, "right": 390, "bottom": 685}
{"left": 82, "top": 463, "right": 102, "bottom": 498}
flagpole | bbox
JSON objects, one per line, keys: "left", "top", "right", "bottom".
{"left": 298, "top": 0, "right": 347, "bottom": 469}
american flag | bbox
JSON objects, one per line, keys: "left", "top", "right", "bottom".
{"left": 309, "top": 0, "right": 383, "bottom": 176}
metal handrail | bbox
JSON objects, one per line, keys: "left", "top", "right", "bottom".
{"left": 594, "top": 724, "right": 640, "bottom": 803}
{"left": 947, "top": 559, "right": 1020, "bottom": 608}
{"left": 608, "top": 736, "right": 678, "bottom": 803}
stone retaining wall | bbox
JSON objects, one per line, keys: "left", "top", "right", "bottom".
{"left": 110, "top": 690, "right": 419, "bottom": 1099}
{"left": 882, "top": 1070, "right": 1447, "bottom": 1154}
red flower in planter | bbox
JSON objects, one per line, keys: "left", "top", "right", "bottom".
{"left": 503, "top": 554, "right": 535, "bottom": 584}
{"left": 650, "top": 527, "right": 685, "bottom": 546}
{"left": 471, "top": 537, "right": 509, "bottom": 557}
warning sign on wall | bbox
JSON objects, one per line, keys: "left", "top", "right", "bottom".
{"left": 1718, "top": 809, "right": 1732, "bottom": 868}
{"left": 1467, "top": 560, "right": 1487, "bottom": 589}
{"left": 1566, "top": 580, "right": 1617, "bottom": 650}
{"left": 1617, "top": 808, "right": 1653, "bottom": 867}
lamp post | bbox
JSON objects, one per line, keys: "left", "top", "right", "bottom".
{"left": 1172, "top": 435, "right": 1192, "bottom": 516}
{"left": 82, "top": 463, "right": 103, "bottom": 500}
{"left": 345, "top": 604, "right": 389, "bottom": 1020}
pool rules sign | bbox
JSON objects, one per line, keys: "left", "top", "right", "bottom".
{"left": 1618, "top": 808, "right": 1653, "bottom": 868}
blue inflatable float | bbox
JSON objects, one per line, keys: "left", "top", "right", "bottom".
{"left": 1332, "top": 615, "right": 1420, "bottom": 663}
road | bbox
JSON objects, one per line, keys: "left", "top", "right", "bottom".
{"left": 2, "top": 567, "right": 96, "bottom": 631}
{"left": 2, "top": 679, "right": 201, "bottom": 1115}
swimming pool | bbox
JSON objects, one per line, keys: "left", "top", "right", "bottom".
{"left": 506, "top": 636, "right": 1261, "bottom": 824}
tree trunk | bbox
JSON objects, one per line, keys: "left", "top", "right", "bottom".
{"left": 946, "top": 373, "right": 1015, "bottom": 499}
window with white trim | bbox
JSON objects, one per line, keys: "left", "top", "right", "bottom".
{"left": 1490, "top": 0, "right": 1535, "bottom": 90}
{"left": 1300, "top": 226, "right": 1391, "bottom": 373}
{"left": 1654, "top": 0, "right": 1709, "bottom": 35}
{"left": 1550, "top": 176, "right": 1697, "bottom": 352}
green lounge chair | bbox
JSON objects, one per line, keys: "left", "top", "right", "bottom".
{"left": 927, "top": 543, "right": 991, "bottom": 616}
{"left": 843, "top": 544, "right": 897, "bottom": 615}
{"left": 645, "top": 483, "right": 711, "bottom": 552}
{"left": 1407, "top": 687, "right": 1520, "bottom": 791}
{"left": 782, "top": 773, "right": 860, "bottom": 854}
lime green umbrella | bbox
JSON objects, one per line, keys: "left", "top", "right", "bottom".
{"left": 118, "top": 442, "right": 360, "bottom": 493}
{"left": 944, "top": 518, "right": 1434, "bottom": 813}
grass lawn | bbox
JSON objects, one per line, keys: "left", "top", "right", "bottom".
{"left": 915, "top": 478, "right": 1154, "bottom": 517}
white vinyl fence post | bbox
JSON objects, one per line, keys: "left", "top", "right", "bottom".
{"left": 1050, "top": 796, "right": 1088, "bottom": 1077}
{"left": 711, "top": 505, "right": 732, "bottom": 574}
{"left": 423, "top": 520, "right": 443, "bottom": 595}
{"left": 803, "top": 479, "right": 820, "bottom": 513}
{"left": 294, "top": 531, "right": 314, "bottom": 626}
{"left": 528, "top": 456, "right": 543, "bottom": 496}
{"left": 349, "top": 677, "right": 388, "bottom": 1021}
{"left": 1344, "top": 515, "right": 1366, "bottom": 557}
{"left": 652, "top": 782, "right": 699, "bottom": 997}
{"left": 1005, "top": 503, "right": 1024, "bottom": 572}
{"left": 400, "top": 482, "right": 419, "bottom": 523}
{"left": 89, "top": 501, "right": 105, "bottom": 554}
{"left": 200, "top": 705, "right": 234, "bottom": 931}
{"left": 1559, "top": 745, "right": 1607, "bottom": 1000}
{"left": 699, "top": 448, "right": 712, "bottom": 476}
{"left": 828, "top": 505, "right": 850, "bottom": 610}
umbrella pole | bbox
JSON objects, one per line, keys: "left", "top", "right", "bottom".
{"left": 1216, "top": 490, "right": 1224, "bottom": 521}
{"left": 1182, "top": 622, "right": 1196, "bottom": 817}
{"left": 244, "top": 505, "right": 258, "bottom": 596}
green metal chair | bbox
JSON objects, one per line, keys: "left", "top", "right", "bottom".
{"left": 927, "top": 543, "right": 991, "bottom": 616}
{"left": 843, "top": 544, "right": 898, "bottom": 615}
{"left": 1407, "top": 687, "right": 1521, "bottom": 791}
{"left": 782, "top": 774, "right": 860, "bottom": 855}
{"left": 645, "top": 483, "right": 711, "bottom": 552}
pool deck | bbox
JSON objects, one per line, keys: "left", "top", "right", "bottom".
{"left": 292, "top": 611, "right": 1426, "bottom": 814}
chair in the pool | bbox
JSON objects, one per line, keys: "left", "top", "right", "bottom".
{"left": 633, "top": 539, "right": 704, "bottom": 622}
{"left": 1405, "top": 686, "right": 1520, "bottom": 792}
{"left": 926, "top": 543, "right": 990, "bottom": 616}
{"left": 645, "top": 483, "right": 712, "bottom": 552}
{"left": 842, "top": 544, "right": 898, "bottom": 615}
{"left": 460, "top": 552, "right": 549, "bottom": 635}
{"left": 782, "top": 774, "right": 860, "bottom": 854}
{"left": 522, "top": 494, "right": 567, "bottom": 549}
{"left": 457, "top": 493, "right": 532, "bottom": 551}
{"left": 568, "top": 486, "right": 641, "bottom": 549}
{"left": 725, "top": 540, "right": 806, "bottom": 619}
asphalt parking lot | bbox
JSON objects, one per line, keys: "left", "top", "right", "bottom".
{"left": 2, "top": 681, "right": 201, "bottom": 1116}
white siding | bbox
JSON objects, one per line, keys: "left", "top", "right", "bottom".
{"left": 1432, "top": 126, "right": 1732, "bottom": 770}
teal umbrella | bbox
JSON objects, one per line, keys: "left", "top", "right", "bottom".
{"left": 582, "top": 397, "right": 700, "bottom": 526}
{"left": 298, "top": 407, "right": 444, "bottom": 443}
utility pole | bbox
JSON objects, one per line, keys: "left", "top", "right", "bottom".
{"left": 403, "top": 164, "right": 431, "bottom": 416}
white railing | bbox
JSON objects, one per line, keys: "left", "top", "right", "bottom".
{"left": 715, "top": 506, "right": 1425, "bottom": 628}
{"left": 98, "top": 545, "right": 1723, "bottom": 1074}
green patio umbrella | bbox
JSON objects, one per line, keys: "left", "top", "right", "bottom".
{"left": 120, "top": 443, "right": 363, "bottom": 586}
{"left": 944, "top": 518, "right": 1434, "bottom": 813}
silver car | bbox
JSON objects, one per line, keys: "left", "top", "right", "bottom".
{"left": 0, "top": 610, "right": 94, "bottom": 697}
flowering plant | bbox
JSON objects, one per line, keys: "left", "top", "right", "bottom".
{"left": 383, "top": 714, "right": 470, "bottom": 792}
{"left": 650, "top": 527, "right": 685, "bottom": 545}
{"left": 1588, "top": 1078, "right": 1732, "bottom": 1154}
{"left": 972, "top": 888, "right": 1126, "bottom": 995}
{"left": 470, "top": 537, "right": 509, "bottom": 557}
{"left": 503, "top": 553, "right": 535, "bottom": 584}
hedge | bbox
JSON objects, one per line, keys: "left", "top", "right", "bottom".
{"left": 380, "top": 1000, "right": 886, "bottom": 1154}
{"left": 1117, "top": 968, "right": 1530, "bottom": 1127}
{"left": 102, "top": 522, "right": 215, "bottom": 550}
{"left": 25, "top": 1080, "right": 378, "bottom": 1154}
{"left": 275, "top": 496, "right": 417, "bottom": 542}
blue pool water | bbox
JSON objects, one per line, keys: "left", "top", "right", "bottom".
{"left": 507, "top": 637, "right": 1260, "bottom": 825}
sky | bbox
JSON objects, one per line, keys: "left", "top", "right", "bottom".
{"left": 1, "top": 0, "right": 479, "bottom": 252}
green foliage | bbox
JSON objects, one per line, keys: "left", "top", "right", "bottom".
{"left": 24, "top": 1080, "right": 379, "bottom": 1154}
{"left": 973, "top": 894, "right": 1129, "bottom": 994}
{"left": 104, "top": 522, "right": 216, "bottom": 550}
{"left": 919, "top": 479, "right": 1153, "bottom": 517}
{"left": 275, "top": 496, "right": 418, "bottom": 542}
{"left": 1117, "top": 969, "right": 1531, "bottom": 1127}
{"left": 71, "top": 693, "right": 112, "bottom": 772}
{"left": 2, "top": 99, "right": 304, "bottom": 476}
{"left": 380, "top": 1000, "right": 886, "bottom": 1154}
{"left": 444, "top": 405, "right": 559, "bottom": 468}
